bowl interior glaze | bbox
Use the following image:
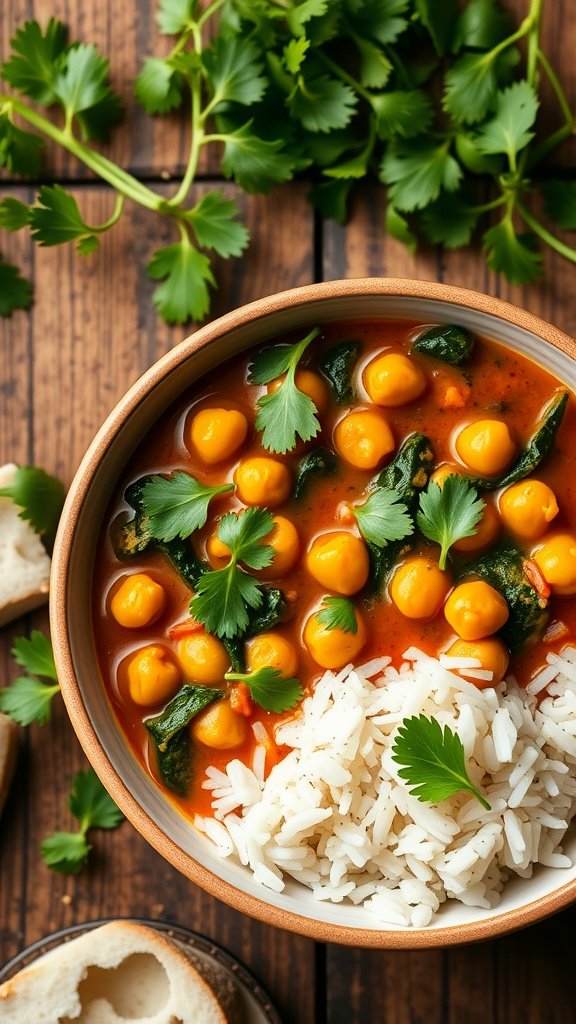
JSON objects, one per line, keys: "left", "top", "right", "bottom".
{"left": 51, "top": 280, "right": 576, "bottom": 948}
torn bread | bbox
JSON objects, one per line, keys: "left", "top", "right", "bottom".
{"left": 0, "top": 713, "right": 18, "bottom": 814}
{"left": 0, "top": 921, "right": 245, "bottom": 1024}
{"left": 0, "top": 464, "right": 51, "bottom": 627}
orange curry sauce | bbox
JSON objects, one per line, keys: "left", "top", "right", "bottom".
{"left": 92, "top": 320, "right": 576, "bottom": 820}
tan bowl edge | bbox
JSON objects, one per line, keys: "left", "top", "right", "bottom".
{"left": 50, "top": 277, "right": 576, "bottom": 948}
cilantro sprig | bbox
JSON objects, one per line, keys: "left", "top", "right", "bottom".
{"left": 140, "top": 471, "right": 234, "bottom": 543}
{"left": 391, "top": 714, "right": 491, "bottom": 810}
{"left": 317, "top": 596, "right": 358, "bottom": 635}
{"left": 2, "top": 1, "right": 576, "bottom": 319}
{"left": 417, "top": 476, "right": 484, "bottom": 570}
{"left": 352, "top": 487, "right": 414, "bottom": 549}
{"left": 225, "top": 668, "right": 303, "bottom": 713}
{"left": 40, "top": 768, "right": 124, "bottom": 874}
{"left": 0, "top": 464, "right": 65, "bottom": 550}
{"left": 191, "top": 508, "right": 275, "bottom": 638}
{"left": 0, "top": 631, "right": 60, "bottom": 726}
{"left": 249, "top": 327, "right": 322, "bottom": 453}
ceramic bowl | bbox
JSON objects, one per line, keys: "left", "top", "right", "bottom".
{"left": 51, "top": 278, "right": 576, "bottom": 948}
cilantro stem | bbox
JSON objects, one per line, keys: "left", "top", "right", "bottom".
{"left": 517, "top": 201, "right": 576, "bottom": 264}
{"left": 2, "top": 96, "right": 163, "bottom": 212}
{"left": 197, "top": 0, "right": 227, "bottom": 28}
{"left": 315, "top": 51, "right": 374, "bottom": 106}
{"left": 536, "top": 48, "right": 573, "bottom": 128}
{"left": 166, "top": 16, "right": 207, "bottom": 209}
{"left": 487, "top": 0, "right": 540, "bottom": 61}
{"left": 91, "top": 193, "right": 125, "bottom": 232}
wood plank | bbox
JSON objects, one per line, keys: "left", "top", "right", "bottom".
{"left": 0, "top": 180, "right": 317, "bottom": 1024}
{"left": 323, "top": 182, "right": 575, "bottom": 1024}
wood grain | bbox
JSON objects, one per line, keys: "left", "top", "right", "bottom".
{"left": 0, "top": 181, "right": 317, "bottom": 1024}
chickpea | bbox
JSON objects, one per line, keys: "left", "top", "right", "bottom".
{"left": 499, "top": 479, "right": 559, "bottom": 540}
{"left": 444, "top": 581, "right": 509, "bottom": 640}
{"left": 178, "top": 632, "right": 230, "bottom": 684}
{"left": 446, "top": 637, "right": 509, "bottom": 688}
{"left": 246, "top": 631, "right": 298, "bottom": 678}
{"left": 258, "top": 516, "right": 300, "bottom": 579}
{"left": 430, "top": 463, "right": 461, "bottom": 488}
{"left": 110, "top": 573, "right": 166, "bottom": 628}
{"left": 455, "top": 419, "right": 517, "bottom": 476}
{"left": 192, "top": 699, "right": 248, "bottom": 750}
{"left": 363, "top": 351, "right": 427, "bottom": 407}
{"left": 334, "top": 409, "right": 395, "bottom": 470}
{"left": 234, "top": 457, "right": 291, "bottom": 507}
{"left": 269, "top": 369, "right": 329, "bottom": 415}
{"left": 206, "top": 530, "right": 231, "bottom": 564}
{"left": 306, "top": 531, "right": 369, "bottom": 595}
{"left": 390, "top": 556, "right": 451, "bottom": 619}
{"left": 533, "top": 533, "right": 576, "bottom": 595}
{"left": 453, "top": 502, "right": 501, "bottom": 553}
{"left": 303, "top": 607, "right": 367, "bottom": 669}
{"left": 126, "top": 645, "right": 181, "bottom": 707}
{"left": 190, "top": 407, "right": 248, "bottom": 465}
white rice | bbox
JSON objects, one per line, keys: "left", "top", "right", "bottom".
{"left": 199, "top": 647, "right": 576, "bottom": 928}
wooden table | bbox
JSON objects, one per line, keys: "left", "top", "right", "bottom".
{"left": 2, "top": 2, "right": 576, "bottom": 1020}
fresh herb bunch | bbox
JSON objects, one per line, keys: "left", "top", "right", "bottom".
{"left": 2, "top": 1, "right": 576, "bottom": 326}
{"left": 41, "top": 768, "right": 124, "bottom": 874}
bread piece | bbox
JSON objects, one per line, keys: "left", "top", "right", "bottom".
{"left": 0, "top": 464, "right": 51, "bottom": 627}
{"left": 0, "top": 921, "right": 244, "bottom": 1024}
{"left": 0, "top": 713, "right": 18, "bottom": 814}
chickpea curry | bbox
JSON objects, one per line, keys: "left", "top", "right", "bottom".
{"left": 93, "top": 320, "right": 576, "bottom": 818}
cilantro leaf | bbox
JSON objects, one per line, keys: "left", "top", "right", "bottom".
{"left": 147, "top": 240, "right": 215, "bottom": 324}
{"left": 0, "top": 676, "right": 60, "bottom": 726}
{"left": 347, "top": 0, "right": 410, "bottom": 46}
{"left": 220, "top": 120, "right": 295, "bottom": 194}
{"left": 452, "top": 0, "right": 513, "bottom": 52}
{"left": 0, "top": 114, "right": 44, "bottom": 178}
{"left": 353, "top": 487, "right": 414, "bottom": 548}
{"left": 357, "top": 38, "right": 393, "bottom": 89}
{"left": 249, "top": 327, "right": 322, "bottom": 453}
{"left": 41, "top": 768, "right": 123, "bottom": 874}
{"left": 30, "top": 185, "right": 99, "bottom": 252}
{"left": 483, "top": 219, "right": 542, "bottom": 285}
{"left": 380, "top": 138, "right": 462, "bottom": 212}
{"left": 372, "top": 90, "right": 434, "bottom": 140}
{"left": 323, "top": 140, "right": 373, "bottom": 180}
{"left": 75, "top": 92, "right": 123, "bottom": 144}
{"left": 0, "top": 464, "right": 65, "bottom": 547}
{"left": 317, "top": 596, "right": 358, "bottom": 634}
{"left": 284, "top": 37, "right": 310, "bottom": 75}
{"left": 226, "top": 667, "right": 303, "bottom": 713}
{"left": 421, "top": 191, "right": 479, "bottom": 249}
{"left": 53, "top": 44, "right": 110, "bottom": 114}
{"left": 1, "top": 18, "right": 67, "bottom": 103}
{"left": 40, "top": 831, "right": 91, "bottom": 874}
{"left": 475, "top": 81, "right": 538, "bottom": 160}
{"left": 0, "top": 631, "right": 59, "bottom": 726}
{"left": 541, "top": 180, "right": 576, "bottom": 231}
{"left": 135, "top": 57, "right": 184, "bottom": 115}
{"left": 140, "top": 472, "right": 234, "bottom": 542}
{"left": 12, "top": 631, "right": 57, "bottom": 681}
{"left": 0, "top": 197, "right": 31, "bottom": 231}
{"left": 185, "top": 191, "right": 250, "bottom": 258}
{"left": 0, "top": 256, "right": 33, "bottom": 317}
{"left": 417, "top": 476, "right": 484, "bottom": 570}
{"left": 415, "top": 0, "right": 457, "bottom": 54}
{"left": 443, "top": 51, "right": 498, "bottom": 125}
{"left": 288, "top": 75, "right": 357, "bottom": 133}
{"left": 391, "top": 714, "right": 490, "bottom": 809}
{"left": 385, "top": 204, "right": 417, "bottom": 253}
{"left": 68, "top": 768, "right": 124, "bottom": 830}
{"left": 191, "top": 508, "right": 275, "bottom": 638}
{"left": 287, "top": 0, "right": 330, "bottom": 34}
{"left": 156, "top": 0, "right": 195, "bottom": 34}
{"left": 203, "top": 37, "right": 267, "bottom": 109}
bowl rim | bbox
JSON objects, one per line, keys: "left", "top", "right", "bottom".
{"left": 50, "top": 276, "right": 576, "bottom": 949}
